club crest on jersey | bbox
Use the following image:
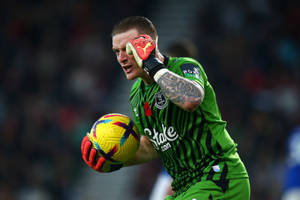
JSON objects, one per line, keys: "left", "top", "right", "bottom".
{"left": 154, "top": 91, "right": 167, "bottom": 109}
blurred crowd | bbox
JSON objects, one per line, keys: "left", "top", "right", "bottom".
{"left": 0, "top": 0, "right": 299, "bottom": 200}
{"left": 0, "top": 0, "right": 146, "bottom": 199}
{"left": 193, "top": 0, "right": 300, "bottom": 199}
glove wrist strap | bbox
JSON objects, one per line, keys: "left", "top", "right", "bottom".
{"left": 144, "top": 57, "right": 165, "bottom": 79}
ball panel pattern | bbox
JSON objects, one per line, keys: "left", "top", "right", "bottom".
{"left": 87, "top": 113, "right": 139, "bottom": 164}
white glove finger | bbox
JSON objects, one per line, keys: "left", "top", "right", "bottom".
{"left": 126, "top": 42, "right": 143, "bottom": 67}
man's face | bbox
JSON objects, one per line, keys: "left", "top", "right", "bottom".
{"left": 112, "top": 29, "right": 145, "bottom": 80}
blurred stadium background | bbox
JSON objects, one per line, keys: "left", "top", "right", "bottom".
{"left": 0, "top": 0, "right": 299, "bottom": 199}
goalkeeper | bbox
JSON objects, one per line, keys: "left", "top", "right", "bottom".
{"left": 81, "top": 16, "right": 250, "bottom": 200}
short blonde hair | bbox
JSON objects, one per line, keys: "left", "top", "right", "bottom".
{"left": 111, "top": 16, "right": 157, "bottom": 40}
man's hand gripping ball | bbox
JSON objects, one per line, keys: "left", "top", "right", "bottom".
{"left": 126, "top": 34, "right": 165, "bottom": 79}
{"left": 81, "top": 136, "right": 123, "bottom": 173}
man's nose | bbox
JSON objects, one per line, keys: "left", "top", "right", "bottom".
{"left": 118, "top": 51, "right": 128, "bottom": 63}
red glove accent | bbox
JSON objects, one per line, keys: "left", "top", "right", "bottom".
{"left": 128, "top": 34, "right": 156, "bottom": 61}
{"left": 81, "top": 136, "right": 105, "bottom": 172}
{"left": 126, "top": 34, "right": 165, "bottom": 78}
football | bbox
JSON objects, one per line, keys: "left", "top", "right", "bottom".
{"left": 87, "top": 113, "right": 139, "bottom": 165}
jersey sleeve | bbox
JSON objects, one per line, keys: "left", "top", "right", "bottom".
{"left": 170, "top": 57, "right": 207, "bottom": 89}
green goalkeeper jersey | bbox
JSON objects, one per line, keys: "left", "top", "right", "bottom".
{"left": 129, "top": 56, "right": 248, "bottom": 195}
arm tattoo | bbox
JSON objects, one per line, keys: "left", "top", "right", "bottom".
{"left": 156, "top": 71, "right": 202, "bottom": 105}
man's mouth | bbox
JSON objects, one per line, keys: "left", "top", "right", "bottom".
{"left": 123, "top": 65, "right": 132, "bottom": 73}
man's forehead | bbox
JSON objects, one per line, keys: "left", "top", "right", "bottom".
{"left": 113, "top": 29, "right": 139, "bottom": 41}
{"left": 112, "top": 29, "right": 140, "bottom": 49}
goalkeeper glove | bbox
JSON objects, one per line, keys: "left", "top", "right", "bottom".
{"left": 81, "top": 136, "right": 123, "bottom": 173}
{"left": 126, "top": 34, "right": 165, "bottom": 79}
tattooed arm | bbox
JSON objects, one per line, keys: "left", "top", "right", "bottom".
{"left": 155, "top": 69, "right": 204, "bottom": 112}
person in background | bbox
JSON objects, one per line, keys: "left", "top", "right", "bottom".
{"left": 282, "top": 115, "right": 300, "bottom": 200}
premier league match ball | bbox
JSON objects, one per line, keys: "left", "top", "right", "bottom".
{"left": 87, "top": 113, "right": 140, "bottom": 165}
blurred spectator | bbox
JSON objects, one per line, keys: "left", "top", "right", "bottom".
{"left": 282, "top": 122, "right": 300, "bottom": 200}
